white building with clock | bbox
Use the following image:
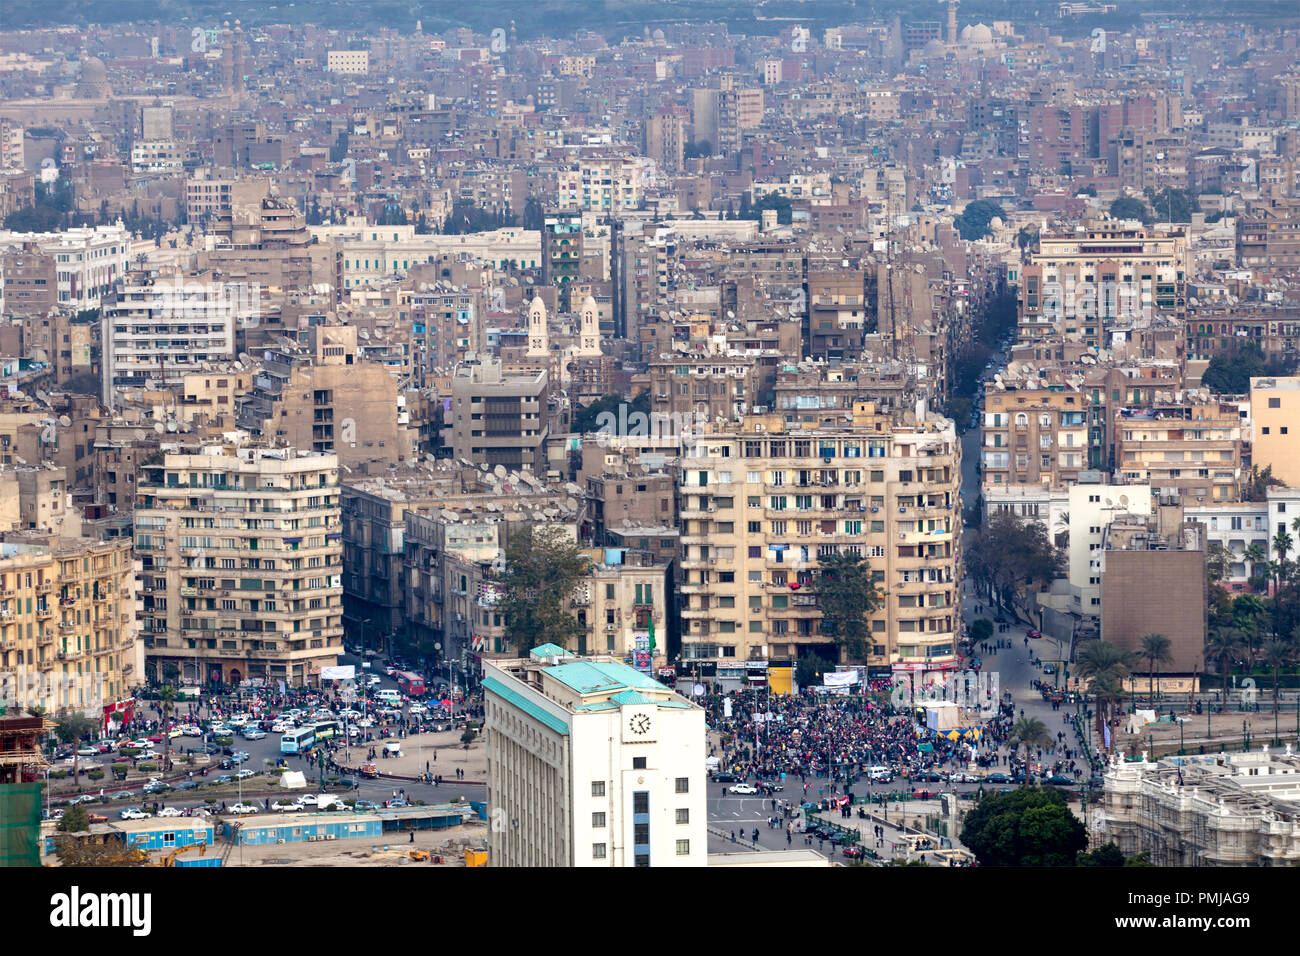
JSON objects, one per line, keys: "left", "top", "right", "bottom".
{"left": 482, "top": 644, "right": 706, "bottom": 867}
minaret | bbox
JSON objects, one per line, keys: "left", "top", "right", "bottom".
{"left": 578, "top": 295, "right": 600, "bottom": 356}
{"left": 527, "top": 294, "right": 549, "bottom": 357}
{"left": 947, "top": 0, "right": 959, "bottom": 46}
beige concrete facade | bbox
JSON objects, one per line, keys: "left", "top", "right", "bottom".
{"left": 678, "top": 403, "right": 962, "bottom": 671}
{"left": 0, "top": 535, "right": 139, "bottom": 716}
{"left": 133, "top": 446, "right": 343, "bottom": 688}
{"left": 1251, "top": 376, "right": 1300, "bottom": 487}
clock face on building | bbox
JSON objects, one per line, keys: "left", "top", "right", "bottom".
{"left": 629, "top": 713, "right": 652, "bottom": 736}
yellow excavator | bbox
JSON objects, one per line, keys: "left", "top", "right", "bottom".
{"left": 155, "top": 841, "right": 209, "bottom": 867}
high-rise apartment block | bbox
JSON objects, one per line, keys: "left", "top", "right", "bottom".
{"left": 133, "top": 446, "right": 343, "bottom": 687}
{"left": 678, "top": 402, "right": 961, "bottom": 675}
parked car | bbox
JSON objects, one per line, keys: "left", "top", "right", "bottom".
{"left": 228, "top": 803, "right": 258, "bottom": 815}
{"left": 729, "top": 784, "right": 759, "bottom": 795}
{"left": 949, "top": 772, "right": 979, "bottom": 783}
{"left": 242, "top": 729, "right": 267, "bottom": 741}
{"left": 841, "top": 845, "right": 866, "bottom": 860}
{"left": 213, "top": 775, "right": 233, "bottom": 785}
{"left": 712, "top": 772, "right": 738, "bottom": 783}
{"left": 77, "top": 746, "right": 99, "bottom": 757}
{"left": 1026, "top": 629, "right": 1042, "bottom": 639}
{"left": 1044, "top": 774, "right": 1076, "bottom": 786}
{"left": 119, "top": 808, "right": 150, "bottom": 820}
{"left": 354, "top": 800, "right": 380, "bottom": 812}
{"left": 295, "top": 794, "right": 318, "bottom": 806}
{"left": 157, "top": 807, "right": 183, "bottom": 818}
{"left": 235, "top": 769, "right": 255, "bottom": 780}
{"left": 984, "top": 772, "right": 1012, "bottom": 784}
{"left": 173, "top": 781, "right": 199, "bottom": 791}
{"left": 271, "top": 801, "right": 301, "bottom": 812}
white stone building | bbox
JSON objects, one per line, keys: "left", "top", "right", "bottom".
{"left": 483, "top": 645, "right": 706, "bottom": 867}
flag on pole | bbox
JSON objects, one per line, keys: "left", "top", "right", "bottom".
{"left": 647, "top": 610, "right": 656, "bottom": 656}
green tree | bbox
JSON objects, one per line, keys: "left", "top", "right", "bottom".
{"left": 961, "top": 787, "right": 1087, "bottom": 866}
{"left": 1260, "top": 639, "right": 1293, "bottom": 725}
{"left": 571, "top": 391, "right": 649, "bottom": 435}
{"left": 54, "top": 836, "right": 146, "bottom": 867}
{"left": 954, "top": 200, "right": 1006, "bottom": 241}
{"left": 684, "top": 140, "right": 712, "bottom": 159}
{"left": 158, "top": 685, "right": 177, "bottom": 772}
{"left": 57, "top": 805, "right": 91, "bottom": 833}
{"left": 970, "top": 618, "right": 994, "bottom": 645}
{"left": 1076, "top": 842, "right": 1124, "bottom": 866}
{"left": 1205, "top": 542, "right": 1230, "bottom": 586}
{"left": 1009, "top": 716, "right": 1051, "bottom": 784}
{"left": 1074, "top": 641, "right": 1135, "bottom": 736}
{"left": 162, "top": 662, "right": 180, "bottom": 685}
{"left": 1148, "top": 187, "right": 1197, "bottom": 223}
{"left": 522, "top": 196, "right": 544, "bottom": 231}
{"left": 1109, "top": 195, "right": 1152, "bottom": 225}
{"left": 1202, "top": 343, "right": 1297, "bottom": 396}
{"left": 54, "top": 713, "right": 99, "bottom": 793}
{"left": 814, "top": 551, "right": 883, "bottom": 662}
{"left": 1205, "top": 626, "right": 1245, "bottom": 703}
{"left": 965, "top": 512, "right": 1065, "bottom": 623}
{"left": 795, "top": 653, "right": 836, "bottom": 690}
{"left": 1139, "top": 633, "right": 1172, "bottom": 699}
{"left": 498, "top": 524, "right": 588, "bottom": 654}
{"left": 1075, "top": 184, "right": 1097, "bottom": 197}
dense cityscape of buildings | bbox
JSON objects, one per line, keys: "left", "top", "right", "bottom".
{"left": 0, "top": 0, "right": 1298, "bottom": 871}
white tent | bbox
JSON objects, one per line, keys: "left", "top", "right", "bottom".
{"left": 279, "top": 770, "right": 308, "bottom": 790}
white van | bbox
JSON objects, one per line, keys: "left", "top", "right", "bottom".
{"left": 868, "top": 766, "right": 894, "bottom": 783}
{"left": 373, "top": 689, "right": 401, "bottom": 705}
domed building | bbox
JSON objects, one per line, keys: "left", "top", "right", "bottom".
{"left": 74, "top": 55, "right": 110, "bottom": 99}
{"left": 958, "top": 23, "right": 997, "bottom": 54}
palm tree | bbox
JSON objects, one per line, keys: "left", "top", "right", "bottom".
{"left": 1009, "top": 716, "right": 1051, "bottom": 784}
{"left": 1139, "top": 633, "right": 1172, "bottom": 702}
{"left": 1243, "top": 542, "right": 1268, "bottom": 590}
{"left": 1204, "top": 626, "right": 1245, "bottom": 707}
{"left": 1260, "top": 639, "right": 1293, "bottom": 742}
{"left": 54, "top": 713, "right": 98, "bottom": 794}
{"left": 1074, "top": 640, "right": 1135, "bottom": 736}
{"left": 1271, "top": 530, "right": 1294, "bottom": 596}
{"left": 158, "top": 685, "right": 177, "bottom": 773}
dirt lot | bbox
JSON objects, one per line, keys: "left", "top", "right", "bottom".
{"left": 225, "top": 822, "right": 489, "bottom": 867}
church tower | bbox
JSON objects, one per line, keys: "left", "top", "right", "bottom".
{"left": 578, "top": 295, "right": 600, "bottom": 356}
{"left": 527, "top": 294, "right": 549, "bottom": 357}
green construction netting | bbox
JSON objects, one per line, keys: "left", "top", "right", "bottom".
{"left": 0, "top": 782, "right": 43, "bottom": 867}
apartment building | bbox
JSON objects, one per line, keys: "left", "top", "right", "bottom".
{"left": 129, "top": 140, "right": 184, "bottom": 173}
{"left": 575, "top": 549, "right": 668, "bottom": 666}
{"left": 184, "top": 171, "right": 270, "bottom": 224}
{"left": 1113, "top": 397, "right": 1242, "bottom": 503}
{"left": 980, "top": 383, "right": 1090, "bottom": 490}
{"left": 0, "top": 536, "right": 139, "bottom": 716}
{"left": 541, "top": 211, "right": 584, "bottom": 288}
{"left": 1183, "top": 499, "right": 1276, "bottom": 592}
{"left": 1018, "top": 223, "right": 1189, "bottom": 346}
{"left": 556, "top": 158, "right": 651, "bottom": 213}
{"left": 678, "top": 402, "right": 962, "bottom": 675}
{"left": 133, "top": 446, "right": 343, "bottom": 688}
{"left": 806, "top": 268, "right": 869, "bottom": 361}
{"left": 0, "top": 225, "right": 130, "bottom": 311}
{"left": 1067, "top": 481, "right": 1152, "bottom": 617}
{"left": 484, "top": 647, "right": 705, "bottom": 867}
{"left": 1236, "top": 201, "right": 1300, "bottom": 270}
{"left": 645, "top": 354, "right": 765, "bottom": 423}
{"left": 1100, "top": 751, "right": 1300, "bottom": 866}
{"left": 101, "top": 271, "right": 243, "bottom": 407}
{"left": 1251, "top": 376, "right": 1300, "bottom": 487}
{"left": 326, "top": 50, "right": 371, "bottom": 74}
{"left": 450, "top": 360, "right": 549, "bottom": 473}
{"left": 258, "top": 325, "right": 414, "bottom": 468}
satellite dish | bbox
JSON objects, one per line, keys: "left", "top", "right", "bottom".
{"left": 239, "top": 352, "right": 251, "bottom": 364}
{"left": 154, "top": 422, "right": 165, "bottom": 434}
{"left": 166, "top": 421, "right": 178, "bottom": 432}
{"left": 36, "top": 390, "right": 50, "bottom": 404}
{"left": 58, "top": 415, "right": 71, "bottom": 427}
